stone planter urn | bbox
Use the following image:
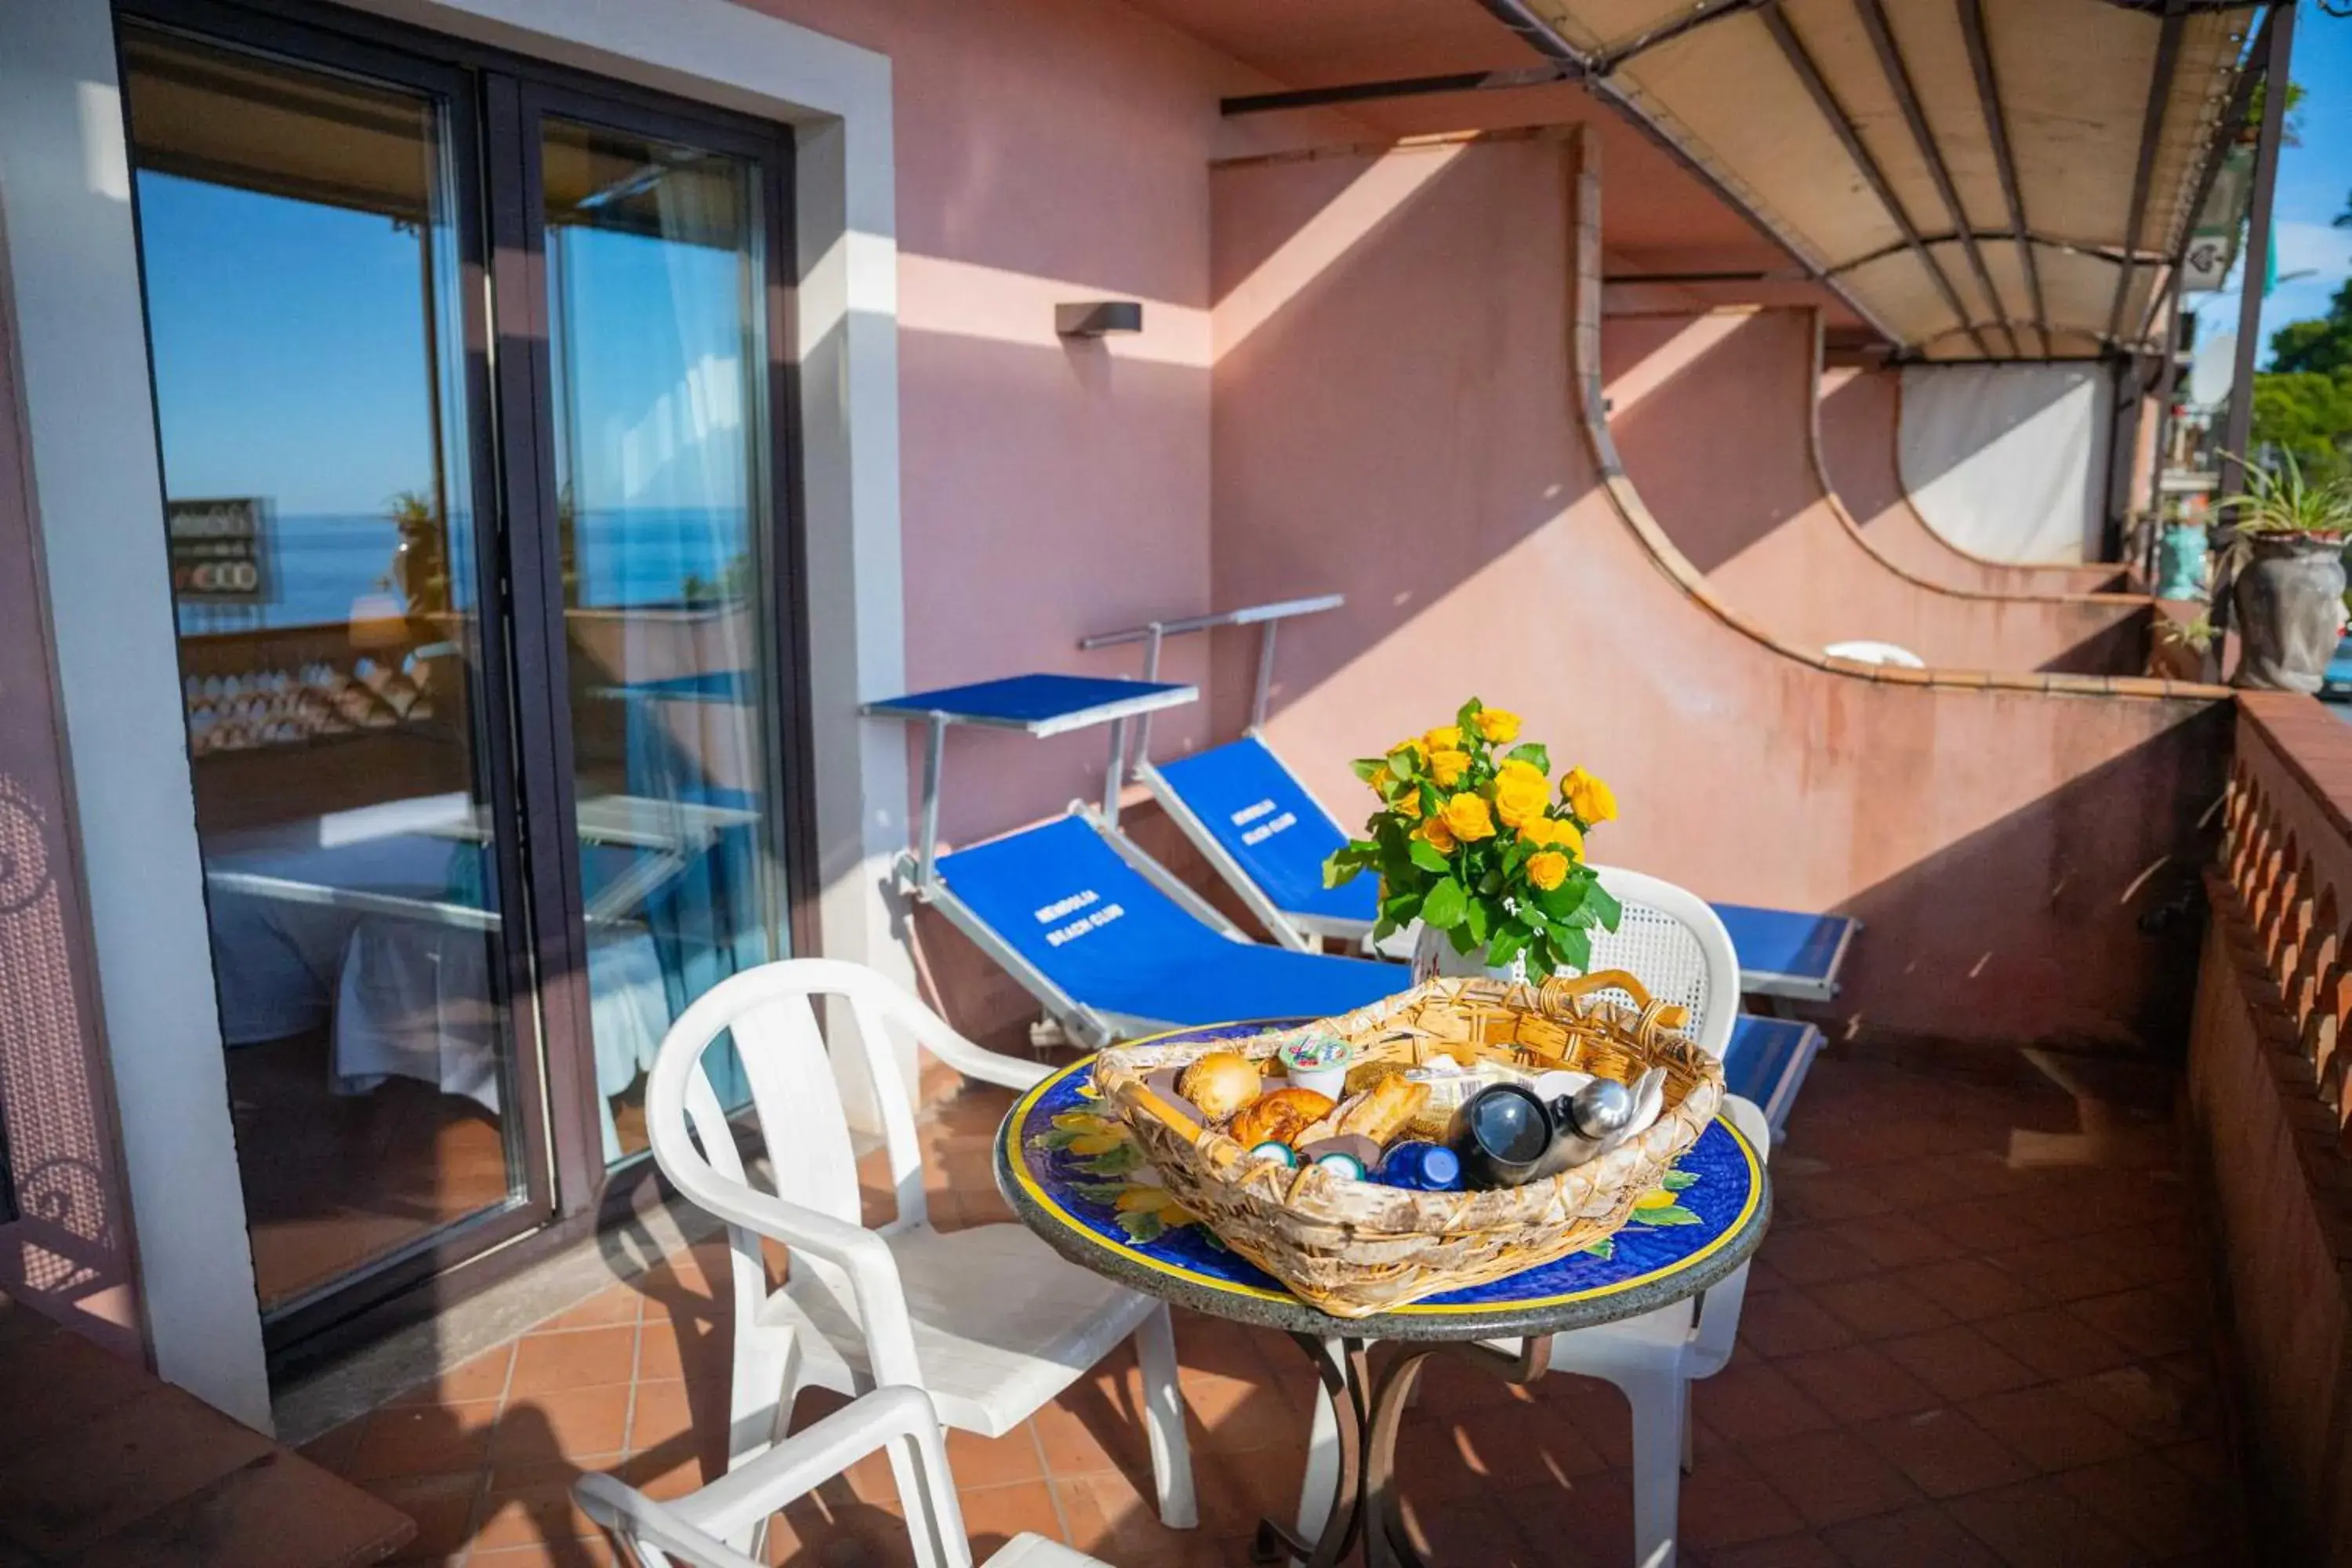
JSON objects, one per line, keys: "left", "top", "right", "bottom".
{"left": 2231, "top": 532, "right": 2347, "bottom": 692}
{"left": 1410, "top": 922, "right": 1527, "bottom": 984}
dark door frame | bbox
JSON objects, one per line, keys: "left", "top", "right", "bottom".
{"left": 110, "top": 0, "right": 815, "bottom": 1368}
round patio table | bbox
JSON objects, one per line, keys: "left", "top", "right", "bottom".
{"left": 994, "top": 1023, "right": 1773, "bottom": 1568}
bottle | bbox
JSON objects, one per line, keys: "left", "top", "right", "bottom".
{"left": 1450, "top": 1083, "right": 1554, "bottom": 1189}
{"left": 1376, "top": 1141, "right": 1465, "bottom": 1192}
{"left": 1536, "top": 1077, "right": 1636, "bottom": 1178}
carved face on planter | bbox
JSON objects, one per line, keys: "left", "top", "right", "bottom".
{"left": 2232, "top": 534, "right": 2348, "bottom": 693}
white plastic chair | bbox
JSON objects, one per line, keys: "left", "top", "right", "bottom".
{"left": 1296, "top": 867, "right": 1751, "bottom": 1568}
{"left": 576, "top": 1383, "right": 1112, "bottom": 1568}
{"left": 645, "top": 957, "right": 1195, "bottom": 1557}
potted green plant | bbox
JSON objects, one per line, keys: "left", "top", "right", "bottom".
{"left": 2220, "top": 452, "right": 2352, "bottom": 692}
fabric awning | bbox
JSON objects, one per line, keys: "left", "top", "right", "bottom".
{"left": 1517, "top": 0, "right": 2260, "bottom": 359}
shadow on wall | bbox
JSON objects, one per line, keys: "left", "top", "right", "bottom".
{"left": 1599, "top": 306, "right": 2147, "bottom": 677}
{"left": 1202, "top": 128, "right": 2223, "bottom": 1054}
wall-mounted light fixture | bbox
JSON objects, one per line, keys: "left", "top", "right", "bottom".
{"left": 1055, "top": 300, "right": 1144, "bottom": 338}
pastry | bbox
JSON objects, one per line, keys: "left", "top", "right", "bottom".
{"left": 1178, "top": 1051, "right": 1262, "bottom": 1122}
{"left": 1336, "top": 1073, "right": 1431, "bottom": 1146}
{"left": 1228, "top": 1086, "right": 1336, "bottom": 1149}
{"left": 1343, "top": 1059, "right": 1409, "bottom": 1097}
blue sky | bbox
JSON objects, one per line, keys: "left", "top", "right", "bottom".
{"left": 2198, "top": 3, "right": 2352, "bottom": 370}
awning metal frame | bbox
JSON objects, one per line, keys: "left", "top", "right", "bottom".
{"left": 1956, "top": 0, "right": 2053, "bottom": 357}
{"left": 2106, "top": 0, "right": 2189, "bottom": 347}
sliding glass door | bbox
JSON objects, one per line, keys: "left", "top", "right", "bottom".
{"left": 116, "top": 0, "right": 802, "bottom": 1345}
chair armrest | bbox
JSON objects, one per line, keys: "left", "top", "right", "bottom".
{"left": 662, "top": 1385, "right": 953, "bottom": 1541}
{"left": 896, "top": 997, "right": 1052, "bottom": 1092}
{"left": 663, "top": 1163, "right": 925, "bottom": 1391}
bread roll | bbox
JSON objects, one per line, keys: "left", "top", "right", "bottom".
{"left": 1337, "top": 1073, "right": 1430, "bottom": 1147}
{"left": 1228, "top": 1087, "right": 1336, "bottom": 1149}
{"left": 1177, "top": 1051, "right": 1261, "bottom": 1122}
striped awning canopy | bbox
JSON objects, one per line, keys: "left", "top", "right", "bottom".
{"left": 1513, "top": 0, "right": 2261, "bottom": 359}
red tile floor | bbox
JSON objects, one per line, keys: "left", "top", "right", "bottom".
{"left": 299, "top": 1046, "right": 2245, "bottom": 1566}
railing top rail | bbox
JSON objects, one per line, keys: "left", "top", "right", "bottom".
{"left": 1076, "top": 593, "right": 1345, "bottom": 650}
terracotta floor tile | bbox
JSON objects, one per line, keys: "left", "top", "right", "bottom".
{"left": 1807, "top": 1272, "right": 1955, "bottom": 1341}
{"left": 1878, "top": 1325, "right": 2042, "bottom": 1403}
{"left": 467, "top": 1540, "right": 617, "bottom": 1566}
{"left": 532, "top": 1282, "right": 646, "bottom": 1334}
{"left": 1033, "top": 1377, "right": 1154, "bottom": 1479}
{"left": 1888, "top": 1258, "right": 2042, "bottom": 1323}
{"left": 1741, "top": 1426, "right": 1922, "bottom": 1528}
{"left": 1944, "top": 1475, "right": 2144, "bottom": 1568}
{"left": 387, "top": 1343, "right": 516, "bottom": 1409}
{"left": 1054, "top": 1465, "right": 1224, "bottom": 1566}
{"left": 1834, "top": 1213, "right": 1969, "bottom": 1270}
{"left": 635, "top": 1317, "right": 732, "bottom": 1385}
{"left": 1772, "top": 1171, "right": 1900, "bottom": 1224}
{"left": 1986, "top": 1237, "right": 2139, "bottom": 1304}
{"left": 1855, "top": 1407, "right": 2035, "bottom": 1500}
{"left": 471, "top": 1473, "right": 601, "bottom": 1551}
{"left": 1754, "top": 1226, "right": 1881, "bottom": 1287}
{"left": 946, "top": 1422, "right": 1047, "bottom": 1490}
{"left": 297, "top": 1421, "right": 365, "bottom": 1477}
{"left": 2053, "top": 1449, "right": 2243, "bottom": 1562}
{"left": 508, "top": 1326, "right": 640, "bottom": 1396}
{"left": 1907, "top": 1197, "right": 2049, "bottom": 1256}
{"left": 1676, "top": 1448, "right": 1806, "bottom": 1551}
{"left": 626, "top": 1380, "right": 731, "bottom": 1478}
{"left": 1737, "top": 1287, "right": 1860, "bottom": 1358}
{"left": 364, "top": 1471, "right": 485, "bottom": 1563}
{"left": 348, "top": 1399, "right": 501, "bottom": 1481}
{"left": 1705, "top": 1531, "right": 1843, "bottom": 1567}
{"left": 1396, "top": 1491, "right": 1540, "bottom": 1565}
{"left": 492, "top": 1385, "right": 633, "bottom": 1466}
{"left": 1691, "top": 1359, "right": 1838, "bottom": 1447}
{"left": 1960, "top": 1385, "right": 2137, "bottom": 1475}
{"left": 1971, "top": 1306, "right": 2137, "bottom": 1381}
{"left": 1820, "top": 1501, "right": 2004, "bottom": 1567}
{"left": 1490, "top": 1473, "right": 1638, "bottom": 1568}
{"left": 2064, "top": 1285, "right": 2201, "bottom": 1360}
{"left": 1775, "top": 1343, "right": 1940, "bottom": 1425}
{"left": 2053, "top": 1363, "right": 2216, "bottom": 1447}
{"left": 956, "top": 1478, "right": 1067, "bottom": 1555}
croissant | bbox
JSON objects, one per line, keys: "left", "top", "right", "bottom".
{"left": 1176, "top": 1052, "right": 1261, "bottom": 1123}
{"left": 1228, "top": 1087, "right": 1336, "bottom": 1150}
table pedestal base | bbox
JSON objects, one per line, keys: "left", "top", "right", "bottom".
{"left": 1253, "top": 1332, "right": 1555, "bottom": 1568}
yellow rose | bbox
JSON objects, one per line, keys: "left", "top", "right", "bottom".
{"left": 1562, "top": 766, "right": 1617, "bottom": 826}
{"left": 1492, "top": 765, "right": 1550, "bottom": 829}
{"left": 1387, "top": 738, "right": 1421, "bottom": 760}
{"left": 1423, "top": 725, "right": 1464, "bottom": 753}
{"left": 1475, "top": 708, "right": 1521, "bottom": 745}
{"left": 1428, "top": 749, "right": 1471, "bottom": 787}
{"left": 1414, "top": 815, "right": 1457, "bottom": 855}
{"left": 1526, "top": 850, "right": 1570, "bottom": 892}
{"left": 1393, "top": 789, "right": 1423, "bottom": 821}
{"left": 1439, "top": 793, "right": 1495, "bottom": 843}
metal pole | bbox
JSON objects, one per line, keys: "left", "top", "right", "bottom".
{"left": 2213, "top": 0, "right": 2296, "bottom": 641}
{"left": 916, "top": 713, "right": 946, "bottom": 893}
{"left": 1131, "top": 622, "right": 1166, "bottom": 770}
{"left": 2220, "top": 0, "right": 2295, "bottom": 498}
{"left": 1102, "top": 718, "right": 1130, "bottom": 827}
{"left": 1251, "top": 621, "right": 1281, "bottom": 733}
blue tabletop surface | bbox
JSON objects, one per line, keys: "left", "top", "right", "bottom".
{"left": 864, "top": 673, "right": 1197, "bottom": 736}
{"left": 1000, "top": 1025, "right": 1763, "bottom": 1319}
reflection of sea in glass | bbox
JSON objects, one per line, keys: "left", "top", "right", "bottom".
{"left": 124, "top": 26, "right": 532, "bottom": 1311}
{"left": 541, "top": 118, "right": 781, "bottom": 1160}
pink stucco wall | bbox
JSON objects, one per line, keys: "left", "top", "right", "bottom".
{"left": 1818, "top": 365, "right": 2129, "bottom": 597}
{"left": 1210, "top": 132, "right": 2224, "bottom": 1052}
{"left": 741, "top": 0, "right": 1294, "bottom": 847}
{"left": 1602, "top": 307, "right": 2147, "bottom": 674}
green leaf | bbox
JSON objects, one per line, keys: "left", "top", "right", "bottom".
{"left": 1323, "top": 851, "right": 1361, "bottom": 889}
{"left": 1661, "top": 1170, "right": 1698, "bottom": 1191}
{"left": 1537, "top": 880, "right": 1588, "bottom": 921}
{"left": 1463, "top": 895, "right": 1491, "bottom": 946}
{"left": 1487, "top": 922, "right": 1530, "bottom": 972}
{"left": 1457, "top": 698, "right": 1483, "bottom": 735}
{"left": 1072, "top": 1181, "right": 1132, "bottom": 1203}
{"left": 1077, "top": 1142, "right": 1144, "bottom": 1178}
{"left": 1501, "top": 839, "right": 1533, "bottom": 875}
{"left": 1582, "top": 1237, "right": 1617, "bottom": 1261}
{"left": 1422, "top": 876, "right": 1468, "bottom": 930}
{"left": 1632, "top": 1203, "right": 1702, "bottom": 1228}
{"left": 1449, "top": 922, "right": 1481, "bottom": 955}
{"left": 1116, "top": 1209, "right": 1168, "bottom": 1243}
{"left": 1351, "top": 756, "right": 1388, "bottom": 785}
{"left": 1388, "top": 750, "right": 1419, "bottom": 782}
{"left": 1552, "top": 924, "right": 1592, "bottom": 974}
{"left": 1505, "top": 742, "right": 1552, "bottom": 773}
{"left": 1588, "top": 882, "right": 1624, "bottom": 934}
{"left": 1407, "top": 838, "right": 1451, "bottom": 875}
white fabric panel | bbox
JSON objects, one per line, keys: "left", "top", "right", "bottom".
{"left": 1896, "top": 364, "right": 2110, "bottom": 565}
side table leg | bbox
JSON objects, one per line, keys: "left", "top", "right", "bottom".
{"left": 1363, "top": 1336, "right": 1555, "bottom": 1568}
{"left": 1255, "top": 1336, "right": 1369, "bottom": 1567}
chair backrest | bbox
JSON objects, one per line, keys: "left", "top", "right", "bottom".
{"left": 644, "top": 959, "right": 985, "bottom": 1322}
{"left": 1584, "top": 865, "right": 1740, "bottom": 1060}
{"left": 577, "top": 1384, "right": 976, "bottom": 1568}
{"left": 1147, "top": 736, "right": 1373, "bottom": 926}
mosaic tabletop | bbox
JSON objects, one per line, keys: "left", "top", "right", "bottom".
{"left": 994, "top": 1023, "right": 1772, "bottom": 1341}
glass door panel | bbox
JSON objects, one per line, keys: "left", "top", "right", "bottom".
{"left": 122, "top": 24, "right": 545, "bottom": 1313}
{"left": 536, "top": 115, "right": 785, "bottom": 1161}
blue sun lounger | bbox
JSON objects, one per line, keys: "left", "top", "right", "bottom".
{"left": 863, "top": 672, "right": 1404, "bottom": 1049}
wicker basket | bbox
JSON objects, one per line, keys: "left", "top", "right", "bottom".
{"left": 1094, "top": 972, "right": 1726, "bottom": 1317}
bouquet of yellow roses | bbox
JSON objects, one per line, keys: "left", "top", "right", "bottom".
{"left": 1323, "top": 698, "right": 1621, "bottom": 977}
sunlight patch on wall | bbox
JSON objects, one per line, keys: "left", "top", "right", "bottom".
{"left": 1602, "top": 307, "right": 1755, "bottom": 418}
{"left": 898, "top": 253, "right": 1210, "bottom": 368}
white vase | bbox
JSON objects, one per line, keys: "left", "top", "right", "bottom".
{"left": 1409, "top": 922, "right": 1527, "bottom": 985}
